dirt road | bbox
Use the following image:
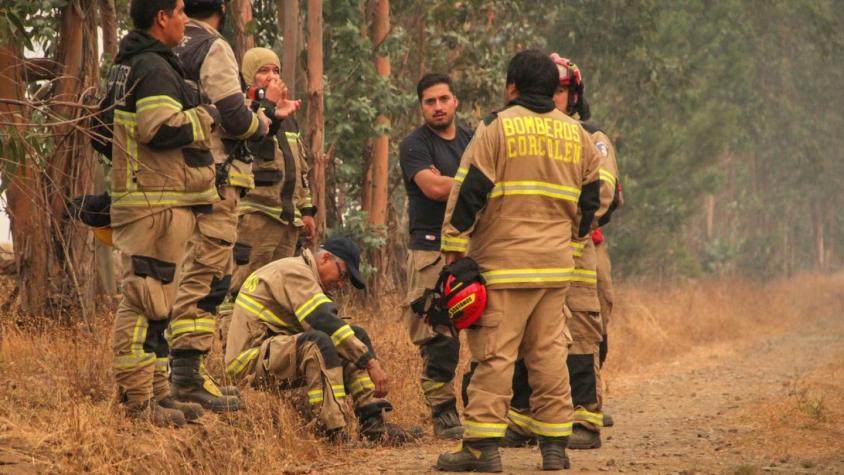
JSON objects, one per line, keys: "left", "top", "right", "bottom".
{"left": 327, "top": 304, "right": 844, "bottom": 474}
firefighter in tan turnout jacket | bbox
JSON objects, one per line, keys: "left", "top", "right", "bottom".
{"left": 224, "top": 237, "right": 419, "bottom": 444}
{"left": 435, "top": 50, "right": 611, "bottom": 472}
{"left": 109, "top": 0, "right": 221, "bottom": 427}
{"left": 217, "top": 47, "right": 316, "bottom": 342}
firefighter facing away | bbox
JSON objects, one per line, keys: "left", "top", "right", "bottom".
{"left": 435, "top": 50, "right": 611, "bottom": 472}
{"left": 399, "top": 73, "right": 473, "bottom": 439}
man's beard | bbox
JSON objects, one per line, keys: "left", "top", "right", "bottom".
{"left": 426, "top": 115, "right": 454, "bottom": 131}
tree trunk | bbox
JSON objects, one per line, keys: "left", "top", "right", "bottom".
{"left": 369, "top": 0, "right": 390, "bottom": 227}
{"left": 279, "top": 0, "right": 299, "bottom": 95}
{"left": 231, "top": 0, "right": 254, "bottom": 65}
{"left": 704, "top": 194, "right": 715, "bottom": 241}
{"left": 98, "top": 0, "right": 118, "bottom": 60}
{"left": 305, "top": 0, "right": 325, "bottom": 237}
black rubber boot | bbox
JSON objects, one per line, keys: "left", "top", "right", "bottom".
{"left": 157, "top": 396, "right": 205, "bottom": 421}
{"left": 568, "top": 425, "right": 601, "bottom": 449}
{"left": 436, "top": 439, "right": 503, "bottom": 472}
{"left": 198, "top": 358, "right": 241, "bottom": 397}
{"left": 126, "top": 400, "right": 186, "bottom": 428}
{"left": 539, "top": 436, "right": 571, "bottom": 470}
{"left": 500, "top": 427, "right": 537, "bottom": 448}
{"left": 432, "top": 400, "right": 464, "bottom": 439}
{"left": 170, "top": 352, "right": 243, "bottom": 412}
{"left": 358, "top": 405, "right": 422, "bottom": 446}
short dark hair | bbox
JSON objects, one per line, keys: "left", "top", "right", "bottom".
{"left": 185, "top": 2, "right": 223, "bottom": 19}
{"left": 505, "top": 49, "right": 559, "bottom": 98}
{"left": 131, "top": 0, "right": 177, "bottom": 30}
{"left": 416, "top": 73, "right": 453, "bottom": 102}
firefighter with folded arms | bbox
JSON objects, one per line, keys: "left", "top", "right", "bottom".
{"left": 399, "top": 72, "right": 473, "bottom": 439}
{"left": 108, "top": 0, "right": 222, "bottom": 427}
{"left": 217, "top": 47, "right": 316, "bottom": 345}
{"left": 224, "top": 237, "right": 420, "bottom": 444}
{"left": 435, "top": 50, "right": 611, "bottom": 472}
{"left": 501, "top": 54, "right": 623, "bottom": 451}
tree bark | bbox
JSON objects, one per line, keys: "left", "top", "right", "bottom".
{"left": 369, "top": 0, "right": 390, "bottom": 227}
{"left": 231, "top": 0, "right": 254, "bottom": 65}
{"left": 279, "top": 0, "right": 299, "bottom": 94}
{"left": 98, "top": 0, "right": 118, "bottom": 61}
{"left": 305, "top": 0, "right": 325, "bottom": 237}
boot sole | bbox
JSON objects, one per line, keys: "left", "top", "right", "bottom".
{"left": 435, "top": 462, "right": 503, "bottom": 472}
{"left": 568, "top": 439, "right": 601, "bottom": 450}
{"left": 173, "top": 394, "right": 244, "bottom": 413}
{"left": 542, "top": 457, "right": 572, "bottom": 470}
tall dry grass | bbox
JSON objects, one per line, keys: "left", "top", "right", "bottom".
{"left": 0, "top": 272, "right": 841, "bottom": 473}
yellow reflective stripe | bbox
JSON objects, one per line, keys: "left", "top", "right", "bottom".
{"left": 574, "top": 409, "right": 604, "bottom": 427}
{"left": 571, "top": 241, "right": 585, "bottom": 257}
{"left": 110, "top": 187, "right": 219, "bottom": 207}
{"left": 236, "top": 293, "right": 290, "bottom": 328}
{"left": 295, "top": 293, "right": 332, "bottom": 322}
{"left": 285, "top": 131, "right": 300, "bottom": 140}
{"left": 227, "top": 170, "right": 255, "bottom": 189}
{"left": 482, "top": 267, "right": 575, "bottom": 285}
{"left": 422, "top": 380, "right": 446, "bottom": 393}
{"left": 571, "top": 268, "right": 597, "bottom": 284}
{"left": 239, "top": 200, "right": 283, "bottom": 216}
{"left": 218, "top": 301, "right": 234, "bottom": 313}
{"left": 307, "top": 389, "right": 324, "bottom": 404}
{"left": 441, "top": 235, "right": 469, "bottom": 253}
{"left": 330, "top": 324, "right": 355, "bottom": 346}
{"left": 454, "top": 167, "right": 468, "bottom": 183}
{"left": 489, "top": 181, "right": 581, "bottom": 202}
{"left": 186, "top": 108, "right": 204, "bottom": 142}
{"left": 348, "top": 376, "right": 375, "bottom": 396}
{"left": 507, "top": 409, "right": 573, "bottom": 437}
{"left": 114, "top": 353, "right": 155, "bottom": 369}
{"left": 169, "top": 318, "right": 216, "bottom": 336}
{"left": 331, "top": 384, "right": 347, "bottom": 398}
{"left": 154, "top": 357, "right": 168, "bottom": 372}
{"left": 114, "top": 109, "right": 137, "bottom": 125}
{"left": 599, "top": 168, "right": 617, "bottom": 188}
{"left": 464, "top": 420, "right": 507, "bottom": 438}
{"left": 136, "top": 95, "right": 183, "bottom": 114}
{"left": 234, "top": 113, "right": 260, "bottom": 140}
{"left": 225, "top": 347, "right": 260, "bottom": 377}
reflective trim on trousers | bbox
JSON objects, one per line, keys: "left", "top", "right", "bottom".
{"left": 508, "top": 408, "right": 574, "bottom": 437}
{"left": 464, "top": 420, "right": 508, "bottom": 438}
{"left": 169, "top": 317, "right": 216, "bottom": 337}
{"left": 574, "top": 409, "right": 604, "bottom": 427}
{"left": 482, "top": 267, "right": 575, "bottom": 286}
{"left": 225, "top": 346, "right": 260, "bottom": 377}
{"left": 348, "top": 376, "right": 375, "bottom": 396}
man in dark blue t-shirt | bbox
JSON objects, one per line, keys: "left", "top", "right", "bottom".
{"left": 399, "top": 73, "right": 472, "bottom": 439}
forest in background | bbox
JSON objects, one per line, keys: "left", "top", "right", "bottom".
{"left": 0, "top": 0, "right": 842, "bottom": 319}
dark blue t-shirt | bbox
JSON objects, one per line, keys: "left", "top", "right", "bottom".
{"left": 399, "top": 124, "right": 473, "bottom": 250}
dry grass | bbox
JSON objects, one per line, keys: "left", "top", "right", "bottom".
{"left": 0, "top": 273, "right": 842, "bottom": 473}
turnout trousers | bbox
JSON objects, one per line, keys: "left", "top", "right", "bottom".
{"left": 463, "top": 286, "right": 573, "bottom": 441}
{"left": 112, "top": 208, "right": 196, "bottom": 405}
{"left": 402, "top": 250, "right": 460, "bottom": 407}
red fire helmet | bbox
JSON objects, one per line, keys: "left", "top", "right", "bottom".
{"left": 444, "top": 275, "right": 487, "bottom": 329}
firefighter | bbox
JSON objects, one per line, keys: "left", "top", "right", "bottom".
{"left": 502, "top": 54, "right": 622, "bottom": 451}
{"left": 216, "top": 47, "right": 316, "bottom": 346}
{"left": 166, "top": 0, "right": 300, "bottom": 413}
{"left": 398, "top": 73, "right": 473, "bottom": 439}
{"left": 435, "top": 50, "right": 610, "bottom": 472}
{"left": 109, "top": 0, "right": 221, "bottom": 427}
{"left": 224, "top": 237, "right": 420, "bottom": 444}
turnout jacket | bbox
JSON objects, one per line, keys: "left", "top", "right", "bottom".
{"left": 175, "top": 19, "right": 269, "bottom": 190}
{"left": 568, "top": 123, "right": 621, "bottom": 311}
{"left": 440, "top": 97, "right": 611, "bottom": 289}
{"left": 109, "top": 29, "right": 219, "bottom": 225}
{"left": 239, "top": 114, "right": 315, "bottom": 226}
{"left": 225, "top": 249, "right": 371, "bottom": 379}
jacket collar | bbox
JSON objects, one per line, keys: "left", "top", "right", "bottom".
{"left": 187, "top": 18, "right": 223, "bottom": 39}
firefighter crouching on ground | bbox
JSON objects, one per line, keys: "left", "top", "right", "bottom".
{"left": 109, "top": 0, "right": 221, "bottom": 427}
{"left": 166, "top": 0, "right": 280, "bottom": 413}
{"left": 502, "top": 55, "right": 622, "bottom": 451}
{"left": 399, "top": 73, "right": 473, "bottom": 439}
{"left": 435, "top": 50, "right": 610, "bottom": 472}
{"left": 217, "top": 47, "right": 316, "bottom": 346}
{"left": 224, "top": 237, "right": 420, "bottom": 444}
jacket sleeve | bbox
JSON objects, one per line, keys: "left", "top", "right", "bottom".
{"left": 201, "top": 39, "right": 268, "bottom": 141}
{"left": 134, "top": 64, "right": 217, "bottom": 150}
{"left": 575, "top": 126, "right": 608, "bottom": 237}
{"left": 440, "top": 117, "right": 498, "bottom": 253}
{"left": 594, "top": 131, "right": 621, "bottom": 226}
{"left": 271, "top": 270, "right": 373, "bottom": 368}
{"left": 292, "top": 129, "right": 316, "bottom": 217}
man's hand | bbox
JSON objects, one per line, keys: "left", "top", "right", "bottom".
{"left": 257, "top": 109, "right": 271, "bottom": 133}
{"left": 366, "top": 358, "right": 389, "bottom": 398}
{"left": 443, "top": 251, "right": 464, "bottom": 265}
{"left": 301, "top": 215, "right": 316, "bottom": 240}
{"left": 264, "top": 77, "right": 286, "bottom": 103}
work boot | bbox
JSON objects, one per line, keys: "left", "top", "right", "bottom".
{"left": 170, "top": 351, "right": 243, "bottom": 412}
{"left": 568, "top": 425, "right": 601, "bottom": 450}
{"left": 432, "top": 400, "right": 464, "bottom": 439}
{"left": 359, "top": 412, "right": 423, "bottom": 446}
{"left": 199, "top": 358, "right": 241, "bottom": 397}
{"left": 126, "top": 400, "right": 186, "bottom": 428}
{"left": 500, "top": 427, "right": 537, "bottom": 448}
{"left": 157, "top": 396, "right": 205, "bottom": 421}
{"left": 435, "top": 439, "right": 503, "bottom": 472}
{"left": 539, "top": 436, "right": 571, "bottom": 470}
{"left": 602, "top": 413, "right": 614, "bottom": 427}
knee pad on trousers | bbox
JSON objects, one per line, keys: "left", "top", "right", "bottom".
{"left": 567, "top": 354, "right": 597, "bottom": 407}
{"left": 461, "top": 361, "right": 478, "bottom": 407}
{"left": 144, "top": 319, "right": 170, "bottom": 358}
{"left": 296, "top": 331, "right": 342, "bottom": 369}
{"left": 233, "top": 242, "right": 252, "bottom": 265}
{"left": 510, "top": 359, "right": 532, "bottom": 411}
{"left": 350, "top": 325, "right": 376, "bottom": 356}
{"left": 197, "top": 274, "right": 232, "bottom": 313}
{"left": 599, "top": 335, "right": 608, "bottom": 368}
{"left": 422, "top": 334, "right": 460, "bottom": 383}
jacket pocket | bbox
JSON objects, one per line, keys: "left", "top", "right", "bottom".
{"left": 182, "top": 147, "right": 214, "bottom": 167}
{"left": 253, "top": 169, "right": 282, "bottom": 187}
